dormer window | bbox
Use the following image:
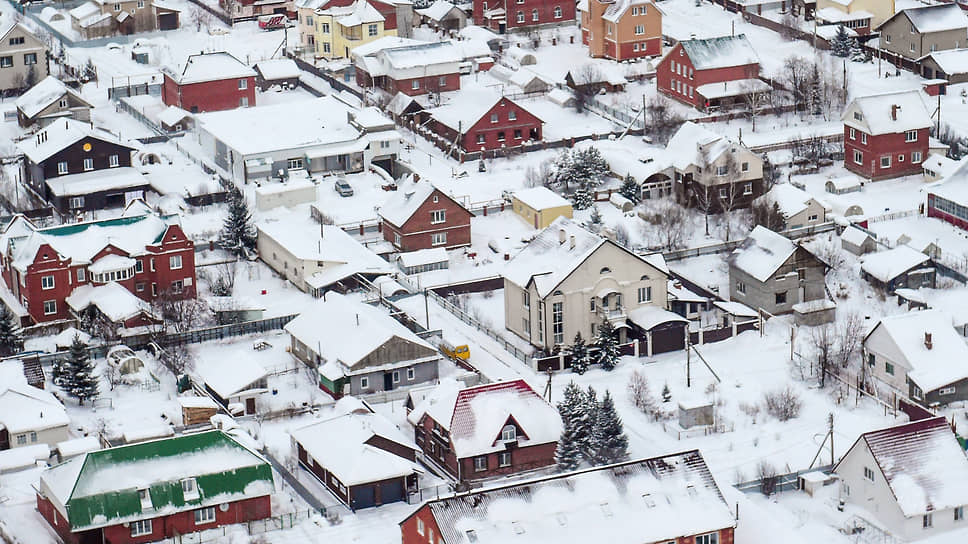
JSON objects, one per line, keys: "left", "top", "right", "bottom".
{"left": 181, "top": 477, "right": 199, "bottom": 500}
{"left": 138, "top": 487, "right": 152, "bottom": 510}
{"left": 853, "top": 111, "right": 863, "bottom": 121}
{"left": 501, "top": 424, "right": 516, "bottom": 441}
{"left": 600, "top": 267, "right": 611, "bottom": 274}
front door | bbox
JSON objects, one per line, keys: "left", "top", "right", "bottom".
{"left": 0, "top": 428, "right": 8, "bottom": 450}
{"left": 245, "top": 397, "right": 256, "bottom": 414}
{"left": 384, "top": 372, "right": 393, "bottom": 391}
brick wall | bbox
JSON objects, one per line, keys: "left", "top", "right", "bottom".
{"left": 844, "top": 126, "right": 928, "bottom": 180}
{"left": 400, "top": 505, "right": 445, "bottom": 544}
{"left": 381, "top": 188, "right": 472, "bottom": 251}
{"left": 163, "top": 74, "right": 256, "bottom": 113}
{"left": 656, "top": 43, "right": 759, "bottom": 108}
{"left": 459, "top": 441, "right": 557, "bottom": 479}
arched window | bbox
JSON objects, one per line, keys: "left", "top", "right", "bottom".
{"left": 600, "top": 267, "right": 612, "bottom": 274}
{"left": 501, "top": 424, "right": 516, "bottom": 441}
{"left": 640, "top": 275, "right": 649, "bottom": 281}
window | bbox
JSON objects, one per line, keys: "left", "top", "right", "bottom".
{"left": 171, "top": 279, "right": 184, "bottom": 294}
{"left": 83, "top": 158, "right": 93, "bottom": 171}
{"left": 885, "top": 362, "right": 895, "bottom": 375}
{"left": 238, "top": 78, "right": 248, "bottom": 90}
{"left": 552, "top": 301, "right": 563, "bottom": 344}
{"left": 0, "top": 56, "right": 12, "bottom": 68}
{"left": 517, "top": 11, "right": 524, "bottom": 22}
{"left": 9, "top": 37, "right": 24, "bottom": 45}
{"left": 476, "top": 134, "right": 485, "bottom": 145}
{"left": 41, "top": 275, "right": 54, "bottom": 290}
{"left": 853, "top": 111, "right": 863, "bottom": 121}
{"left": 910, "top": 43, "right": 916, "bottom": 53}
{"left": 864, "top": 467, "right": 875, "bottom": 481}
{"left": 741, "top": 162, "right": 749, "bottom": 173}
{"left": 431, "top": 232, "right": 447, "bottom": 246}
{"left": 501, "top": 424, "right": 517, "bottom": 441}
{"left": 113, "top": 2, "right": 120, "bottom": 9}
{"left": 151, "top": 283, "right": 157, "bottom": 296}
{"left": 23, "top": 53, "right": 36, "bottom": 65}
{"left": 16, "top": 434, "right": 26, "bottom": 445}
{"left": 905, "top": 130, "right": 918, "bottom": 142}
{"left": 306, "top": 15, "right": 312, "bottom": 25}
{"left": 240, "top": 96, "right": 249, "bottom": 107}
{"left": 861, "top": 133, "right": 867, "bottom": 144}
{"left": 360, "top": 376, "right": 369, "bottom": 389}
{"left": 368, "top": 23, "right": 378, "bottom": 36}
{"left": 438, "top": 76, "right": 447, "bottom": 87}
{"left": 321, "top": 22, "right": 330, "bottom": 33}
{"left": 135, "top": 260, "right": 143, "bottom": 273}
{"left": 138, "top": 488, "right": 152, "bottom": 509}
{"left": 109, "top": 154, "right": 119, "bottom": 167}
{"left": 808, "top": 214, "right": 818, "bottom": 222}
{"left": 499, "top": 451, "right": 512, "bottom": 467}
{"left": 411, "top": 79, "right": 420, "bottom": 90}
{"left": 194, "top": 506, "right": 216, "bottom": 525}
{"left": 923, "top": 514, "right": 933, "bottom": 528}
{"left": 77, "top": 268, "right": 86, "bottom": 282}
{"left": 884, "top": 34, "right": 891, "bottom": 44}
{"left": 130, "top": 519, "right": 152, "bottom": 537}
{"left": 638, "top": 286, "right": 651, "bottom": 303}
{"left": 537, "top": 301, "right": 544, "bottom": 343}
{"left": 696, "top": 533, "right": 719, "bottom": 544}
{"left": 392, "top": 370, "right": 400, "bottom": 383}
{"left": 743, "top": 182, "right": 752, "bottom": 195}
{"left": 181, "top": 478, "right": 198, "bottom": 498}
{"left": 849, "top": 127, "right": 855, "bottom": 140}
{"left": 736, "top": 281, "right": 746, "bottom": 294}
{"left": 531, "top": 9, "right": 538, "bottom": 21}
{"left": 956, "top": 506, "right": 964, "bottom": 521}
{"left": 912, "top": 383, "right": 923, "bottom": 399}
{"left": 417, "top": 518, "right": 425, "bottom": 536}
{"left": 912, "top": 151, "right": 922, "bottom": 163}
{"left": 634, "top": 24, "right": 644, "bottom": 35}
{"left": 170, "top": 255, "right": 183, "bottom": 270}
{"left": 431, "top": 210, "right": 446, "bottom": 224}
{"left": 30, "top": 431, "right": 37, "bottom": 442}
{"left": 497, "top": 131, "right": 506, "bottom": 142}
{"left": 716, "top": 165, "right": 728, "bottom": 176}
{"left": 43, "top": 300, "right": 56, "bottom": 315}
{"left": 323, "top": 43, "right": 331, "bottom": 53}
{"left": 633, "top": 43, "right": 639, "bottom": 52}
{"left": 880, "top": 156, "right": 891, "bottom": 169}
{"left": 523, "top": 317, "right": 531, "bottom": 335}
{"left": 507, "top": 109, "right": 517, "bottom": 121}
{"left": 719, "top": 187, "right": 728, "bottom": 198}
{"left": 407, "top": 367, "right": 415, "bottom": 380}
{"left": 490, "top": 113, "right": 499, "bottom": 124}
{"left": 554, "top": 5, "right": 562, "bottom": 17}
{"left": 853, "top": 150, "right": 863, "bottom": 165}
{"left": 523, "top": 291, "right": 531, "bottom": 309}
{"left": 775, "top": 291, "right": 787, "bottom": 305}
{"left": 514, "top": 129, "right": 522, "bottom": 139}
{"left": 940, "top": 386, "right": 956, "bottom": 396}
{"left": 474, "top": 455, "right": 488, "bottom": 472}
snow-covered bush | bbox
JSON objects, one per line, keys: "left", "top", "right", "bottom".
{"left": 763, "top": 386, "right": 802, "bottom": 421}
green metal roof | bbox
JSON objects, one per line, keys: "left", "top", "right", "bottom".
{"left": 52, "top": 430, "right": 272, "bottom": 531}
{"left": 39, "top": 214, "right": 150, "bottom": 237}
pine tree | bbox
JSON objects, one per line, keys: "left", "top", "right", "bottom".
{"left": 831, "top": 25, "right": 851, "bottom": 57}
{"left": 570, "top": 332, "right": 590, "bottom": 374}
{"left": 619, "top": 173, "right": 640, "bottom": 204}
{"left": 572, "top": 187, "right": 593, "bottom": 210}
{"left": 0, "top": 305, "right": 23, "bottom": 357}
{"left": 219, "top": 190, "right": 257, "bottom": 258}
{"left": 849, "top": 38, "right": 869, "bottom": 63}
{"left": 60, "top": 334, "right": 99, "bottom": 405}
{"left": 591, "top": 391, "right": 629, "bottom": 465}
{"left": 588, "top": 206, "right": 603, "bottom": 231}
{"left": 555, "top": 382, "right": 586, "bottom": 471}
{"left": 571, "top": 147, "right": 611, "bottom": 188}
{"left": 582, "top": 386, "right": 599, "bottom": 455}
{"left": 661, "top": 382, "right": 672, "bottom": 402}
{"left": 808, "top": 65, "right": 823, "bottom": 116}
{"left": 595, "top": 318, "right": 620, "bottom": 371}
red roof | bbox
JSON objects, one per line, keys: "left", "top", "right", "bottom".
{"left": 450, "top": 379, "right": 536, "bottom": 434}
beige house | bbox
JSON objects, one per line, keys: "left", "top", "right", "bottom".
{"left": 503, "top": 217, "right": 672, "bottom": 350}
{"left": 15, "top": 76, "right": 93, "bottom": 128}
{"left": 815, "top": 0, "right": 893, "bottom": 33}
{"left": 876, "top": 4, "right": 968, "bottom": 61}
{"left": 0, "top": 385, "right": 70, "bottom": 451}
{"left": 0, "top": 22, "right": 48, "bottom": 94}
{"left": 511, "top": 187, "right": 573, "bottom": 229}
{"left": 753, "top": 183, "right": 829, "bottom": 229}
{"left": 834, "top": 417, "right": 968, "bottom": 541}
{"left": 69, "top": 0, "right": 180, "bottom": 39}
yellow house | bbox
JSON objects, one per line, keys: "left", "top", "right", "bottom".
{"left": 512, "top": 187, "right": 574, "bottom": 229}
{"left": 299, "top": 0, "right": 396, "bottom": 60}
{"left": 815, "top": 0, "right": 894, "bottom": 33}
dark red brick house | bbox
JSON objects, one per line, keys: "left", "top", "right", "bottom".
{"left": 656, "top": 34, "right": 766, "bottom": 111}
{"left": 842, "top": 90, "right": 931, "bottom": 181}
{"left": 927, "top": 160, "right": 968, "bottom": 230}
{"left": 162, "top": 52, "right": 257, "bottom": 113}
{"left": 0, "top": 201, "right": 196, "bottom": 324}
{"left": 430, "top": 94, "right": 543, "bottom": 152}
{"left": 473, "top": 0, "right": 574, "bottom": 32}
{"left": 399, "top": 449, "right": 736, "bottom": 544}
{"left": 379, "top": 182, "right": 473, "bottom": 251}
{"left": 353, "top": 39, "right": 463, "bottom": 97}
{"left": 406, "top": 379, "right": 561, "bottom": 482}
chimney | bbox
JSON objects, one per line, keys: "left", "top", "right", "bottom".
{"left": 569, "top": 235, "right": 576, "bottom": 249}
{"left": 356, "top": 314, "right": 360, "bottom": 326}
{"left": 890, "top": 104, "right": 899, "bottom": 121}
{"left": 559, "top": 228, "right": 567, "bottom": 244}
{"left": 925, "top": 332, "right": 933, "bottom": 350}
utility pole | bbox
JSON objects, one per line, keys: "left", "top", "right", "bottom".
{"left": 686, "top": 336, "right": 691, "bottom": 388}
{"left": 423, "top": 289, "right": 430, "bottom": 329}
{"left": 828, "top": 412, "right": 835, "bottom": 466}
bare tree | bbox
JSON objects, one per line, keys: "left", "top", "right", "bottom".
{"left": 644, "top": 97, "right": 685, "bottom": 146}
{"left": 151, "top": 290, "right": 207, "bottom": 334}
{"left": 639, "top": 198, "right": 687, "bottom": 250}
{"left": 716, "top": 152, "right": 744, "bottom": 241}
{"left": 812, "top": 324, "right": 834, "bottom": 387}
{"left": 757, "top": 460, "right": 779, "bottom": 495}
{"left": 763, "top": 386, "right": 802, "bottom": 421}
{"left": 210, "top": 262, "right": 237, "bottom": 297}
{"left": 835, "top": 311, "right": 864, "bottom": 369}
{"left": 742, "top": 81, "right": 771, "bottom": 132}
{"left": 692, "top": 146, "right": 715, "bottom": 236}
{"left": 780, "top": 56, "right": 812, "bottom": 113}
{"left": 570, "top": 64, "right": 604, "bottom": 113}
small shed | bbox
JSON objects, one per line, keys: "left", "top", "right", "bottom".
{"left": 398, "top": 248, "right": 449, "bottom": 275}
{"left": 609, "top": 193, "right": 634, "bottom": 213}
{"left": 894, "top": 288, "right": 928, "bottom": 311}
{"left": 195, "top": 355, "right": 268, "bottom": 415}
{"left": 253, "top": 59, "right": 301, "bottom": 91}
{"left": 840, "top": 225, "right": 877, "bottom": 255}
{"left": 825, "top": 175, "right": 862, "bottom": 195}
{"left": 512, "top": 187, "right": 574, "bottom": 229}
{"left": 178, "top": 395, "right": 220, "bottom": 425}
{"left": 792, "top": 299, "right": 836, "bottom": 326}
{"left": 157, "top": 105, "right": 192, "bottom": 132}
{"left": 547, "top": 88, "right": 576, "bottom": 108}
{"left": 922, "top": 153, "right": 959, "bottom": 182}
{"left": 799, "top": 471, "right": 831, "bottom": 497}
{"left": 55, "top": 436, "right": 100, "bottom": 462}
{"left": 208, "top": 296, "right": 266, "bottom": 324}
{"left": 678, "top": 398, "right": 714, "bottom": 429}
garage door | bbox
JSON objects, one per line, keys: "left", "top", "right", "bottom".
{"left": 379, "top": 479, "right": 404, "bottom": 504}
{"left": 650, "top": 322, "right": 686, "bottom": 354}
{"left": 351, "top": 485, "right": 375, "bottom": 510}
{"left": 158, "top": 13, "right": 178, "bottom": 30}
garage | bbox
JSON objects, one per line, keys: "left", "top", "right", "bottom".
{"left": 628, "top": 307, "right": 689, "bottom": 356}
{"left": 379, "top": 479, "right": 405, "bottom": 504}
{"left": 351, "top": 485, "right": 376, "bottom": 510}
{"left": 158, "top": 11, "right": 179, "bottom": 30}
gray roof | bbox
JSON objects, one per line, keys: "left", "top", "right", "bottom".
{"left": 678, "top": 34, "right": 759, "bottom": 71}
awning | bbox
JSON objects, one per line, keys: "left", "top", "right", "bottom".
{"left": 596, "top": 287, "right": 620, "bottom": 299}
{"left": 628, "top": 306, "right": 689, "bottom": 330}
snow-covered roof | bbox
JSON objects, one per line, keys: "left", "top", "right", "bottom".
{"left": 826, "top": 174, "right": 861, "bottom": 190}
{"left": 894, "top": 3, "right": 967, "bottom": 34}
{"left": 350, "top": 36, "right": 425, "bottom": 58}
{"left": 398, "top": 247, "right": 449, "bottom": 268}
{"left": 415, "top": 449, "right": 734, "bottom": 544}
{"left": 16, "top": 76, "right": 91, "bottom": 120}
{"left": 44, "top": 167, "right": 149, "bottom": 198}
{"left": 922, "top": 153, "right": 959, "bottom": 177}
{"left": 0, "top": 384, "right": 69, "bottom": 434}
{"left": 754, "top": 183, "right": 828, "bottom": 220}
{"left": 929, "top": 159, "right": 968, "bottom": 204}
{"left": 843, "top": 90, "right": 931, "bottom": 135}
{"left": 712, "top": 300, "right": 758, "bottom": 317}
{"left": 513, "top": 187, "right": 571, "bottom": 210}
{"left": 290, "top": 411, "right": 421, "bottom": 486}
{"left": 602, "top": 0, "right": 658, "bottom": 23}
{"left": 171, "top": 52, "right": 256, "bottom": 85}
{"left": 815, "top": 7, "right": 872, "bottom": 23}
{"left": 66, "top": 282, "right": 152, "bottom": 323}
{"left": 386, "top": 92, "right": 423, "bottom": 116}
{"left": 678, "top": 34, "right": 759, "bottom": 71}
{"left": 336, "top": 0, "right": 384, "bottom": 26}
{"left": 254, "top": 58, "right": 301, "bottom": 81}
{"left": 840, "top": 417, "right": 968, "bottom": 517}
{"left": 56, "top": 436, "right": 101, "bottom": 458}
{"left": 257, "top": 217, "right": 393, "bottom": 276}
{"left": 157, "top": 105, "right": 191, "bottom": 127}
{"left": 860, "top": 245, "right": 931, "bottom": 283}
{"left": 841, "top": 225, "right": 873, "bottom": 246}
{"left": 866, "top": 309, "right": 968, "bottom": 391}
{"left": 663, "top": 121, "right": 733, "bottom": 170}
{"left": 53, "top": 327, "right": 92, "bottom": 348}
{"left": 68, "top": 2, "right": 100, "bottom": 21}
{"left": 628, "top": 306, "right": 689, "bottom": 330}
{"left": 416, "top": 0, "right": 460, "bottom": 21}
{"left": 695, "top": 78, "right": 770, "bottom": 100}
{"left": 284, "top": 292, "right": 436, "bottom": 370}
{"left": 431, "top": 92, "right": 541, "bottom": 135}
{"left": 728, "top": 226, "right": 798, "bottom": 283}
{"left": 195, "top": 97, "right": 366, "bottom": 156}
{"left": 919, "top": 48, "right": 968, "bottom": 75}
{"left": 18, "top": 119, "right": 135, "bottom": 164}
{"left": 195, "top": 352, "right": 268, "bottom": 399}
{"left": 379, "top": 181, "right": 466, "bottom": 227}
{"left": 407, "top": 379, "right": 561, "bottom": 458}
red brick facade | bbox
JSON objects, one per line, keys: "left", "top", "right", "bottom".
{"left": 843, "top": 125, "right": 929, "bottom": 180}
{"left": 381, "top": 188, "right": 473, "bottom": 251}
{"left": 37, "top": 493, "right": 271, "bottom": 544}
{"left": 473, "top": 0, "right": 574, "bottom": 31}
{"left": 655, "top": 42, "right": 759, "bottom": 109}
{"left": 432, "top": 98, "right": 543, "bottom": 153}
{"left": 356, "top": 70, "right": 461, "bottom": 97}
{"left": 0, "top": 217, "right": 196, "bottom": 324}
{"left": 162, "top": 72, "right": 256, "bottom": 113}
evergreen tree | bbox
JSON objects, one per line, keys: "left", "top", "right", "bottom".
{"left": 582, "top": 385, "right": 599, "bottom": 454}
{"left": 572, "top": 187, "right": 593, "bottom": 210}
{"left": 661, "top": 382, "right": 672, "bottom": 402}
{"left": 591, "top": 391, "right": 629, "bottom": 465}
{"left": 570, "top": 332, "right": 590, "bottom": 374}
{"left": 555, "top": 382, "right": 586, "bottom": 471}
{"left": 808, "top": 65, "right": 823, "bottom": 116}
{"left": 831, "top": 25, "right": 851, "bottom": 57}
{"left": 218, "top": 190, "right": 257, "bottom": 258}
{"left": 0, "top": 305, "right": 23, "bottom": 356}
{"left": 588, "top": 205, "right": 603, "bottom": 231}
{"left": 551, "top": 150, "right": 578, "bottom": 192}
{"left": 849, "top": 38, "right": 869, "bottom": 63}
{"left": 60, "top": 334, "right": 99, "bottom": 405}
{"left": 571, "top": 147, "right": 611, "bottom": 188}
{"left": 619, "top": 173, "right": 640, "bottom": 204}
{"left": 595, "top": 318, "right": 620, "bottom": 371}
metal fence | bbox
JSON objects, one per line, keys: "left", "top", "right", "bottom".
{"left": 657, "top": 221, "right": 837, "bottom": 262}
{"left": 426, "top": 289, "right": 533, "bottom": 364}
{"left": 733, "top": 463, "right": 834, "bottom": 495}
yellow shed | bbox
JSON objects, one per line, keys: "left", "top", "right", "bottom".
{"left": 512, "top": 187, "right": 574, "bottom": 229}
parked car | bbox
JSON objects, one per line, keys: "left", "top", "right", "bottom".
{"left": 334, "top": 179, "right": 354, "bottom": 197}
